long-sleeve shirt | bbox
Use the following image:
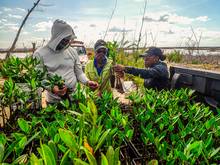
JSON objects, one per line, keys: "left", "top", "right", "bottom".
{"left": 125, "top": 61, "right": 169, "bottom": 90}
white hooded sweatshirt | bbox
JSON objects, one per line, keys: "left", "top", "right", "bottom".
{"left": 33, "top": 20, "right": 88, "bottom": 103}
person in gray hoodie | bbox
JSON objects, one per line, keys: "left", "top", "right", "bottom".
{"left": 33, "top": 19, "right": 99, "bottom": 104}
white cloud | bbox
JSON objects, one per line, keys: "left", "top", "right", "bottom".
{"left": 34, "top": 20, "right": 53, "bottom": 32}
{"left": 168, "top": 14, "right": 194, "bottom": 24}
{"left": 8, "top": 14, "right": 23, "bottom": 19}
{"left": 22, "top": 31, "right": 30, "bottom": 35}
{"left": 0, "top": 11, "right": 2, "bottom": 14}
{"left": 9, "top": 26, "right": 19, "bottom": 31}
{"left": 0, "top": 22, "right": 20, "bottom": 32}
{"left": 3, "top": 7, "right": 12, "bottom": 12}
{"left": 133, "top": 0, "right": 144, "bottom": 2}
{"left": 196, "top": 16, "right": 209, "bottom": 22}
{"left": 142, "top": 12, "right": 210, "bottom": 25}
{"left": 16, "top": 8, "right": 26, "bottom": 12}
{"left": 4, "top": 23, "right": 18, "bottom": 26}
{"left": 1, "top": 19, "right": 7, "bottom": 22}
{"left": 0, "top": 6, "right": 217, "bottom": 48}
{"left": 79, "top": 7, "right": 107, "bottom": 16}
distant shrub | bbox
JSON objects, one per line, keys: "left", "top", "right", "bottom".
{"left": 192, "top": 59, "right": 199, "bottom": 64}
{"left": 167, "top": 50, "right": 183, "bottom": 63}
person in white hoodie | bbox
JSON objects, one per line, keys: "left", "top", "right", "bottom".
{"left": 33, "top": 19, "right": 99, "bottom": 104}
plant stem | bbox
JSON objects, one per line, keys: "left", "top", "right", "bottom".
{"left": 202, "top": 150, "right": 209, "bottom": 165}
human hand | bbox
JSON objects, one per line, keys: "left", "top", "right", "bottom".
{"left": 116, "top": 71, "right": 124, "bottom": 78}
{"left": 87, "top": 81, "right": 99, "bottom": 90}
{"left": 52, "top": 85, "right": 68, "bottom": 96}
{"left": 113, "top": 64, "right": 125, "bottom": 72}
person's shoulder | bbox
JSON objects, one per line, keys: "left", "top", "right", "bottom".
{"left": 106, "top": 59, "right": 113, "bottom": 65}
{"left": 85, "top": 59, "right": 94, "bottom": 71}
{"left": 67, "top": 46, "right": 78, "bottom": 55}
{"left": 33, "top": 47, "right": 45, "bottom": 57}
{"left": 152, "top": 61, "right": 168, "bottom": 72}
{"left": 33, "top": 46, "right": 48, "bottom": 58}
{"left": 155, "top": 61, "right": 167, "bottom": 67}
{"left": 86, "top": 59, "right": 94, "bottom": 66}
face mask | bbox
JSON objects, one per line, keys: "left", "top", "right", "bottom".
{"left": 56, "top": 36, "right": 71, "bottom": 51}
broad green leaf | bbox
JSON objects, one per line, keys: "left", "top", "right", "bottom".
{"left": 3, "top": 140, "right": 17, "bottom": 161}
{"left": 0, "top": 143, "right": 4, "bottom": 162}
{"left": 126, "top": 129, "right": 134, "bottom": 140}
{"left": 101, "top": 153, "right": 108, "bottom": 165}
{"left": 31, "top": 78, "right": 36, "bottom": 89}
{"left": 0, "top": 134, "right": 6, "bottom": 146}
{"left": 58, "top": 128, "right": 78, "bottom": 153}
{"left": 84, "top": 148, "right": 97, "bottom": 165}
{"left": 54, "top": 134, "right": 60, "bottom": 143}
{"left": 79, "top": 103, "right": 88, "bottom": 113}
{"left": 30, "top": 153, "right": 43, "bottom": 165}
{"left": 94, "top": 129, "right": 110, "bottom": 152}
{"left": 18, "top": 136, "right": 27, "bottom": 148}
{"left": 209, "top": 147, "right": 220, "bottom": 158}
{"left": 60, "top": 149, "right": 70, "bottom": 165}
{"left": 88, "top": 99, "right": 97, "bottom": 125}
{"left": 159, "top": 123, "right": 164, "bottom": 130}
{"left": 205, "top": 118, "right": 215, "bottom": 129}
{"left": 121, "top": 118, "right": 126, "bottom": 128}
{"left": 168, "top": 125, "right": 174, "bottom": 132}
{"left": 174, "top": 150, "right": 187, "bottom": 161}
{"left": 148, "top": 160, "right": 158, "bottom": 165}
{"left": 18, "top": 118, "right": 30, "bottom": 133}
{"left": 58, "top": 144, "right": 67, "bottom": 153}
{"left": 11, "top": 133, "right": 25, "bottom": 141}
{"left": 106, "top": 146, "right": 114, "bottom": 165}
{"left": 40, "top": 144, "right": 56, "bottom": 165}
{"left": 184, "top": 141, "right": 203, "bottom": 158}
{"left": 205, "top": 134, "right": 213, "bottom": 149}
{"left": 114, "top": 147, "right": 120, "bottom": 165}
{"left": 74, "top": 158, "right": 90, "bottom": 165}
{"left": 41, "top": 124, "right": 48, "bottom": 136}
{"left": 60, "top": 99, "right": 70, "bottom": 109}
{"left": 48, "top": 140, "right": 57, "bottom": 162}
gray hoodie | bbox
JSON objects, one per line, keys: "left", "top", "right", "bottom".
{"left": 33, "top": 20, "right": 88, "bottom": 103}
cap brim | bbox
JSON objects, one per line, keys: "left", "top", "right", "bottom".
{"left": 139, "top": 54, "right": 145, "bottom": 58}
{"left": 139, "top": 53, "right": 150, "bottom": 58}
{"left": 95, "top": 45, "right": 107, "bottom": 51}
{"left": 71, "top": 35, "right": 77, "bottom": 39}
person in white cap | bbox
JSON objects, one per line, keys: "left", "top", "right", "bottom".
{"left": 33, "top": 19, "right": 99, "bottom": 104}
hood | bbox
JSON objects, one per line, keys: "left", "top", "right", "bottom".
{"left": 47, "top": 19, "right": 76, "bottom": 51}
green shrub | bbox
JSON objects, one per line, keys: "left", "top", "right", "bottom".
{"left": 167, "top": 50, "right": 183, "bottom": 63}
{"left": 128, "top": 88, "right": 220, "bottom": 164}
{"left": 192, "top": 59, "right": 200, "bottom": 64}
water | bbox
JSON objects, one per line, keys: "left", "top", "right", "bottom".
{"left": 0, "top": 53, "right": 32, "bottom": 59}
{"left": 163, "top": 49, "right": 220, "bottom": 56}
{"left": 124, "top": 48, "right": 220, "bottom": 56}
{"left": 1, "top": 48, "right": 220, "bottom": 60}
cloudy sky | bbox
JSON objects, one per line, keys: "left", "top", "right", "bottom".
{"left": 0, "top": 0, "right": 220, "bottom": 48}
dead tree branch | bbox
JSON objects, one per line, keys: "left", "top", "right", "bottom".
{"left": 137, "top": 0, "right": 147, "bottom": 51}
{"left": 5, "top": 0, "right": 41, "bottom": 59}
{"left": 103, "top": 0, "right": 117, "bottom": 40}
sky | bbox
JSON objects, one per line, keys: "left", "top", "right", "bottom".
{"left": 0, "top": 0, "right": 220, "bottom": 48}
